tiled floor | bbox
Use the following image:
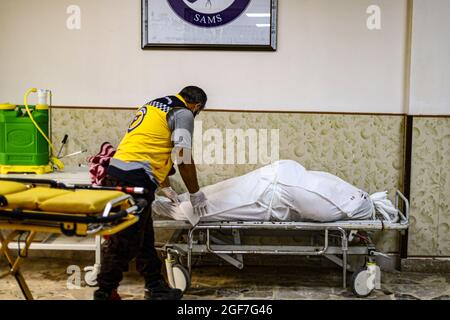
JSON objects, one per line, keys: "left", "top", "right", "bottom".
{"left": 0, "top": 258, "right": 449, "bottom": 300}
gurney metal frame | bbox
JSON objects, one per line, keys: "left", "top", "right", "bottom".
{"left": 154, "top": 190, "right": 409, "bottom": 297}
{"left": 0, "top": 178, "right": 146, "bottom": 300}
{"left": 0, "top": 172, "right": 103, "bottom": 278}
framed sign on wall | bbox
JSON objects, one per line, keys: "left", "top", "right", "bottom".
{"left": 142, "top": 0, "right": 278, "bottom": 50}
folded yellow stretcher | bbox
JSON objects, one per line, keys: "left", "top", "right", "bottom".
{"left": 0, "top": 178, "right": 147, "bottom": 300}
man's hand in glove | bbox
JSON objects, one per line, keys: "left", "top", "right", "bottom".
{"left": 189, "top": 190, "right": 208, "bottom": 216}
{"left": 160, "top": 187, "right": 180, "bottom": 205}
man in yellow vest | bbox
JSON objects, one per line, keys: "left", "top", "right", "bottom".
{"left": 94, "top": 86, "right": 208, "bottom": 300}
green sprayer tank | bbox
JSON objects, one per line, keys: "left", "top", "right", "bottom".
{"left": 0, "top": 103, "right": 50, "bottom": 170}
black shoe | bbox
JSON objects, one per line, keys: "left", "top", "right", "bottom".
{"left": 93, "top": 289, "right": 121, "bottom": 300}
{"left": 144, "top": 280, "right": 183, "bottom": 300}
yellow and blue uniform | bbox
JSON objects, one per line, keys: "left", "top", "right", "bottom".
{"left": 97, "top": 93, "right": 196, "bottom": 298}
{"left": 112, "top": 94, "right": 194, "bottom": 185}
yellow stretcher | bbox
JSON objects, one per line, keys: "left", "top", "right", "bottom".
{"left": 0, "top": 178, "right": 147, "bottom": 300}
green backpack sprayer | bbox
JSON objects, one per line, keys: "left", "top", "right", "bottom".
{"left": 0, "top": 88, "right": 64, "bottom": 174}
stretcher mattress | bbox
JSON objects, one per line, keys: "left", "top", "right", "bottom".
{"left": 1, "top": 181, "right": 127, "bottom": 214}
{"left": 0, "top": 179, "right": 146, "bottom": 238}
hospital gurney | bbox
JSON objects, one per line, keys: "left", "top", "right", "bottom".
{"left": 154, "top": 190, "right": 409, "bottom": 298}
{"left": 0, "top": 178, "right": 147, "bottom": 300}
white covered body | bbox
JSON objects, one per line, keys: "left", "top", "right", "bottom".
{"left": 152, "top": 160, "right": 376, "bottom": 225}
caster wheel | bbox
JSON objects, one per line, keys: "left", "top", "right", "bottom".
{"left": 84, "top": 266, "right": 98, "bottom": 287}
{"left": 170, "top": 264, "right": 191, "bottom": 292}
{"left": 351, "top": 267, "right": 374, "bottom": 298}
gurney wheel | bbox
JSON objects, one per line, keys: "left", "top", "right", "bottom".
{"left": 171, "top": 264, "right": 190, "bottom": 292}
{"left": 351, "top": 267, "right": 374, "bottom": 298}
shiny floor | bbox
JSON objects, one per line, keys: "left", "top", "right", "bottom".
{"left": 0, "top": 257, "right": 449, "bottom": 300}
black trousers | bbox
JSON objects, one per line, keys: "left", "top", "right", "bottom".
{"left": 96, "top": 166, "right": 162, "bottom": 291}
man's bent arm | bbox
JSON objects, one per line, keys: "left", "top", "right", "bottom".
{"left": 176, "top": 148, "right": 200, "bottom": 194}
{"left": 160, "top": 177, "right": 171, "bottom": 188}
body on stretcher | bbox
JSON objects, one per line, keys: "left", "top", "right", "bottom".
{"left": 152, "top": 190, "right": 410, "bottom": 298}
{"left": 0, "top": 178, "right": 147, "bottom": 300}
{"left": 151, "top": 160, "right": 410, "bottom": 297}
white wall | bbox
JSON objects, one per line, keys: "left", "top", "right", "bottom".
{"left": 409, "top": 0, "right": 450, "bottom": 115}
{"left": 0, "top": 0, "right": 408, "bottom": 113}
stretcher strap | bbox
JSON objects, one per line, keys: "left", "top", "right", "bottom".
{"left": 0, "top": 208, "right": 128, "bottom": 224}
{"left": 0, "top": 178, "right": 148, "bottom": 195}
{"left": 370, "top": 196, "right": 376, "bottom": 220}
{"left": 17, "top": 232, "right": 30, "bottom": 258}
{"left": 56, "top": 183, "right": 148, "bottom": 195}
{"left": 266, "top": 164, "right": 280, "bottom": 219}
{"left": 0, "top": 177, "right": 58, "bottom": 187}
{"left": 0, "top": 198, "right": 147, "bottom": 224}
{"left": 370, "top": 191, "right": 399, "bottom": 223}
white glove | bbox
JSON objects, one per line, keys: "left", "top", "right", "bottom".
{"left": 159, "top": 187, "right": 180, "bottom": 205}
{"left": 190, "top": 190, "right": 208, "bottom": 217}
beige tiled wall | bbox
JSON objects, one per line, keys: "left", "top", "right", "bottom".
{"left": 409, "top": 118, "right": 450, "bottom": 256}
{"left": 52, "top": 109, "right": 406, "bottom": 253}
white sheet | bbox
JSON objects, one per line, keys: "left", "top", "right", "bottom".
{"left": 152, "top": 160, "right": 397, "bottom": 225}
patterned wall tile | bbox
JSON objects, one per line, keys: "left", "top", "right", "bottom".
{"left": 51, "top": 108, "right": 134, "bottom": 167}
{"left": 191, "top": 112, "right": 405, "bottom": 253}
{"left": 410, "top": 118, "right": 450, "bottom": 256}
{"left": 439, "top": 165, "right": 450, "bottom": 256}
{"left": 438, "top": 119, "right": 450, "bottom": 256}
{"left": 51, "top": 109, "right": 405, "bottom": 253}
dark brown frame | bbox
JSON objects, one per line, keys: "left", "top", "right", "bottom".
{"left": 141, "top": 0, "right": 278, "bottom": 51}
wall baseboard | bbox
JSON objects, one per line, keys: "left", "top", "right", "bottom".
{"left": 51, "top": 105, "right": 450, "bottom": 118}
{"left": 401, "top": 258, "right": 450, "bottom": 273}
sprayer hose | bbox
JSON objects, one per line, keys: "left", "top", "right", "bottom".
{"left": 24, "top": 88, "right": 64, "bottom": 170}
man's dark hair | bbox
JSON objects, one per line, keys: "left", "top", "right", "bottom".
{"left": 179, "top": 86, "right": 207, "bottom": 110}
